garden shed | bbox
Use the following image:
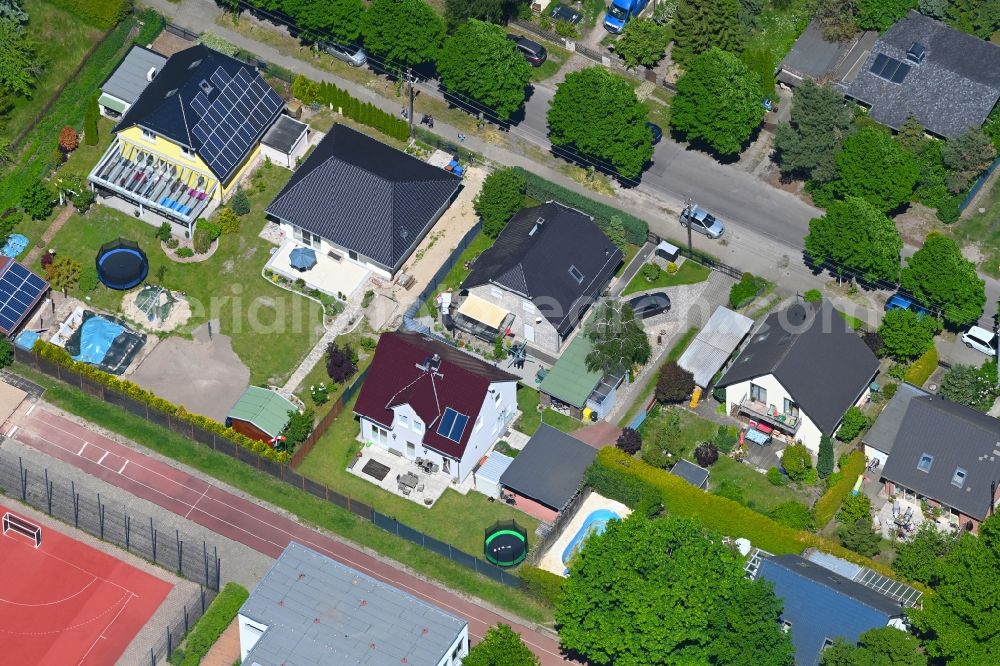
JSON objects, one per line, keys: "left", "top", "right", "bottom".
{"left": 225, "top": 386, "right": 298, "bottom": 443}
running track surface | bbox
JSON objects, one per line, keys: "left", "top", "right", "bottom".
{"left": 0, "top": 503, "right": 172, "bottom": 665}
{"left": 6, "top": 405, "right": 572, "bottom": 665}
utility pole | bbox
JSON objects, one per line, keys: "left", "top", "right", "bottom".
{"left": 683, "top": 197, "right": 693, "bottom": 259}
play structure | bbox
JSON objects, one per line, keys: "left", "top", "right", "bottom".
{"left": 134, "top": 285, "right": 176, "bottom": 323}
{"left": 54, "top": 307, "right": 147, "bottom": 375}
{"left": 484, "top": 520, "right": 528, "bottom": 567}
{"left": 96, "top": 238, "right": 148, "bottom": 290}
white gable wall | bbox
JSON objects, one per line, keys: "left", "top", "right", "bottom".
{"left": 724, "top": 373, "right": 823, "bottom": 452}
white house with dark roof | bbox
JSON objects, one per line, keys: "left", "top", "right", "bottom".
{"left": 716, "top": 300, "right": 879, "bottom": 453}
{"left": 844, "top": 10, "right": 1000, "bottom": 138}
{"left": 239, "top": 542, "right": 469, "bottom": 665}
{"left": 458, "top": 202, "right": 622, "bottom": 356}
{"left": 98, "top": 44, "right": 167, "bottom": 119}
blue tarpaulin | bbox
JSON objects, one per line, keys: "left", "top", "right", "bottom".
{"left": 72, "top": 316, "right": 124, "bottom": 365}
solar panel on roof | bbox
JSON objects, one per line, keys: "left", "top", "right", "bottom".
{"left": 436, "top": 407, "right": 469, "bottom": 442}
{"left": 870, "top": 54, "right": 910, "bottom": 85}
{"left": 870, "top": 53, "right": 889, "bottom": 76}
{"left": 0, "top": 263, "right": 47, "bottom": 334}
{"left": 890, "top": 62, "right": 911, "bottom": 83}
{"left": 210, "top": 66, "right": 231, "bottom": 90}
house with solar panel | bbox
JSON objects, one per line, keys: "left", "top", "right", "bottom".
{"left": 353, "top": 331, "right": 518, "bottom": 483}
{"left": 88, "top": 44, "right": 285, "bottom": 231}
{"left": 0, "top": 258, "right": 50, "bottom": 341}
{"left": 844, "top": 10, "right": 1000, "bottom": 139}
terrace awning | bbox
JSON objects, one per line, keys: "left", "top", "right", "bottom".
{"left": 457, "top": 294, "right": 509, "bottom": 330}
{"left": 98, "top": 92, "right": 128, "bottom": 115}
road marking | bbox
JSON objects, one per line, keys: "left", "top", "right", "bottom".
{"left": 78, "top": 442, "right": 88, "bottom": 456}
{"left": 7, "top": 425, "right": 17, "bottom": 438}
{"left": 25, "top": 404, "right": 35, "bottom": 417}
{"left": 119, "top": 460, "right": 128, "bottom": 474}
{"left": 97, "top": 451, "right": 108, "bottom": 465}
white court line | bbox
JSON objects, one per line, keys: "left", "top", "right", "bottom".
{"left": 78, "top": 442, "right": 88, "bottom": 456}
{"left": 96, "top": 451, "right": 108, "bottom": 465}
{"left": 118, "top": 461, "right": 128, "bottom": 474}
{"left": 25, "top": 404, "right": 35, "bottom": 417}
{"left": 77, "top": 592, "right": 135, "bottom": 666}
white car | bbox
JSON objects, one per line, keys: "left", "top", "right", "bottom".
{"left": 961, "top": 325, "right": 997, "bottom": 356}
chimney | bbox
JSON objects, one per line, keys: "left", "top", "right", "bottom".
{"left": 428, "top": 353, "right": 442, "bottom": 372}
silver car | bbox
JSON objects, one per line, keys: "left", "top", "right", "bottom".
{"left": 681, "top": 205, "right": 725, "bottom": 239}
{"left": 323, "top": 42, "right": 367, "bottom": 67}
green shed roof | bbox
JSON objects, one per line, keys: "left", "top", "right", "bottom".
{"left": 227, "top": 386, "right": 298, "bottom": 438}
{"left": 538, "top": 333, "right": 604, "bottom": 408}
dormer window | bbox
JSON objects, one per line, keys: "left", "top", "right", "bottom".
{"left": 906, "top": 42, "right": 926, "bottom": 64}
{"left": 165, "top": 88, "right": 178, "bottom": 98}
{"left": 199, "top": 79, "right": 214, "bottom": 95}
{"left": 917, "top": 453, "right": 934, "bottom": 473}
{"left": 951, "top": 467, "right": 967, "bottom": 488}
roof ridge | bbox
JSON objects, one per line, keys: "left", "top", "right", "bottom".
{"left": 917, "top": 395, "right": 1000, "bottom": 438}
{"left": 770, "top": 557, "right": 899, "bottom": 615}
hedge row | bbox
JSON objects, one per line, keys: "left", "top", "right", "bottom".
{"left": 172, "top": 583, "right": 249, "bottom": 666}
{"left": 291, "top": 75, "right": 409, "bottom": 143}
{"left": 586, "top": 448, "right": 900, "bottom": 578}
{"left": 813, "top": 450, "right": 866, "bottom": 528}
{"left": 518, "top": 565, "right": 564, "bottom": 607}
{"left": 48, "top": 0, "right": 129, "bottom": 29}
{"left": 515, "top": 168, "right": 649, "bottom": 245}
{"left": 34, "top": 341, "right": 292, "bottom": 463}
{"left": 904, "top": 347, "right": 937, "bottom": 387}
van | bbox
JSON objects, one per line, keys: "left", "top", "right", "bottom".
{"left": 604, "top": 0, "right": 649, "bottom": 33}
{"left": 323, "top": 42, "right": 367, "bottom": 67}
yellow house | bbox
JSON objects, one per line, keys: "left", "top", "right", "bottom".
{"left": 88, "top": 44, "right": 284, "bottom": 229}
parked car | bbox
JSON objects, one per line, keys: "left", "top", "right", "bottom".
{"left": 507, "top": 34, "right": 547, "bottom": 66}
{"left": 680, "top": 205, "right": 725, "bottom": 239}
{"left": 962, "top": 325, "right": 997, "bottom": 356}
{"left": 604, "top": 0, "right": 649, "bottom": 33}
{"left": 884, "top": 293, "right": 930, "bottom": 318}
{"left": 322, "top": 42, "right": 367, "bottom": 67}
{"left": 551, "top": 3, "right": 582, "bottom": 23}
{"left": 647, "top": 121, "right": 663, "bottom": 145}
{"left": 628, "top": 292, "right": 671, "bottom": 319}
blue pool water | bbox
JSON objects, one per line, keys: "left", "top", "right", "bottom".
{"left": 14, "top": 330, "right": 39, "bottom": 351}
{"left": 1, "top": 233, "right": 28, "bottom": 258}
{"left": 562, "top": 508, "right": 621, "bottom": 568}
{"left": 72, "top": 316, "right": 125, "bottom": 365}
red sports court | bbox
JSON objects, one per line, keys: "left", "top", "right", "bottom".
{"left": 0, "top": 505, "right": 172, "bottom": 665}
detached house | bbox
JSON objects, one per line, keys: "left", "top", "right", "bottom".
{"left": 716, "top": 301, "right": 879, "bottom": 453}
{"left": 89, "top": 44, "right": 285, "bottom": 230}
{"left": 354, "top": 332, "right": 518, "bottom": 482}
{"left": 459, "top": 202, "right": 622, "bottom": 356}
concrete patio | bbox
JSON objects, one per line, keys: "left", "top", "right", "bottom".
{"left": 347, "top": 443, "right": 474, "bottom": 508}
{"left": 265, "top": 240, "right": 370, "bottom": 299}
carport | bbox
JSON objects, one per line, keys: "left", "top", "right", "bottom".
{"left": 678, "top": 306, "right": 754, "bottom": 387}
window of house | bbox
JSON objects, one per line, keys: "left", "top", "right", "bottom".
{"left": 181, "top": 146, "right": 195, "bottom": 158}
{"left": 781, "top": 620, "right": 792, "bottom": 633}
{"left": 398, "top": 414, "right": 409, "bottom": 428}
{"left": 917, "top": 453, "right": 934, "bottom": 473}
{"left": 490, "top": 286, "right": 503, "bottom": 300}
{"left": 568, "top": 265, "right": 584, "bottom": 284}
{"left": 474, "top": 416, "right": 483, "bottom": 432}
{"left": 413, "top": 419, "right": 424, "bottom": 435}
{"left": 783, "top": 398, "right": 799, "bottom": 418}
{"left": 141, "top": 129, "right": 156, "bottom": 142}
{"left": 494, "top": 391, "right": 502, "bottom": 407}
{"left": 750, "top": 383, "right": 766, "bottom": 404}
{"left": 371, "top": 424, "right": 389, "bottom": 446}
{"left": 293, "top": 227, "right": 322, "bottom": 249}
{"left": 521, "top": 299, "right": 534, "bottom": 313}
{"left": 821, "top": 638, "right": 835, "bottom": 651}
{"left": 952, "top": 467, "right": 967, "bottom": 488}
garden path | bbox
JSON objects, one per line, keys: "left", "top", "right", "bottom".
{"left": 278, "top": 298, "right": 364, "bottom": 398}
{"left": 24, "top": 203, "right": 75, "bottom": 265}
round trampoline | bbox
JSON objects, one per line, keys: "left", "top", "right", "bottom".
{"left": 96, "top": 238, "right": 149, "bottom": 290}
{"left": 484, "top": 520, "right": 528, "bottom": 567}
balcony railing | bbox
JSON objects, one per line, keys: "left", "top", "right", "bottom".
{"left": 739, "top": 397, "right": 800, "bottom": 434}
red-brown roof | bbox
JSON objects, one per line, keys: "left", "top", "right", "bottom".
{"left": 354, "top": 332, "right": 518, "bottom": 459}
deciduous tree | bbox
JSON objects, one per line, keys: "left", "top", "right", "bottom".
{"left": 361, "top": 0, "right": 445, "bottom": 68}
{"left": 836, "top": 406, "right": 869, "bottom": 441}
{"left": 326, "top": 342, "right": 357, "bottom": 382}
{"left": 547, "top": 67, "right": 653, "bottom": 180}
{"left": 856, "top": 0, "right": 915, "bottom": 31}
{"left": 615, "top": 19, "right": 672, "bottom": 69}
{"left": 655, "top": 361, "right": 695, "bottom": 403}
{"left": 821, "top": 627, "right": 927, "bottom": 666}
{"left": 900, "top": 233, "right": 985, "bottom": 326}
{"left": 282, "top": 408, "right": 314, "bottom": 448}
{"left": 474, "top": 168, "right": 525, "bottom": 238}
{"left": 444, "top": 0, "right": 512, "bottom": 29}
{"left": 891, "top": 522, "right": 957, "bottom": 585}
{"left": 938, "top": 360, "right": 999, "bottom": 411}
{"left": 827, "top": 126, "right": 919, "bottom": 212}
{"left": 585, "top": 300, "right": 651, "bottom": 375}
{"left": 616, "top": 427, "right": 642, "bottom": 454}
{"left": 672, "top": 0, "right": 744, "bottom": 65}
{"left": 941, "top": 127, "right": 996, "bottom": 193}
{"left": 945, "top": 0, "right": 1000, "bottom": 39}
{"left": 0, "top": 17, "right": 41, "bottom": 98}
{"left": 438, "top": 20, "right": 531, "bottom": 121}
{"left": 781, "top": 443, "right": 812, "bottom": 483}
{"left": 0, "top": 337, "right": 13, "bottom": 369}
{"left": 45, "top": 256, "right": 81, "bottom": 295}
{"left": 694, "top": 441, "right": 718, "bottom": 467}
{"left": 285, "top": 0, "right": 364, "bottom": 44}
{"left": 804, "top": 197, "right": 902, "bottom": 283}
{"left": 838, "top": 492, "right": 872, "bottom": 526}
{"left": 464, "top": 624, "right": 539, "bottom": 666}
{"left": 774, "top": 81, "right": 853, "bottom": 183}
{"left": 20, "top": 179, "right": 54, "bottom": 220}
{"left": 816, "top": 0, "right": 859, "bottom": 41}
{"left": 557, "top": 514, "right": 794, "bottom": 665}
{"left": 670, "top": 47, "right": 764, "bottom": 156}
{"left": 58, "top": 126, "right": 78, "bottom": 153}
{"left": 878, "top": 308, "right": 939, "bottom": 360}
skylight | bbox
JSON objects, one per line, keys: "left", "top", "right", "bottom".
{"left": 917, "top": 453, "right": 934, "bottom": 473}
{"left": 437, "top": 407, "right": 469, "bottom": 443}
{"left": 568, "top": 265, "right": 584, "bottom": 284}
{"left": 951, "top": 467, "right": 967, "bottom": 488}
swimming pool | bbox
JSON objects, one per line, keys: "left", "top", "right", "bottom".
{"left": 561, "top": 508, "right": 621, "bottom": 568}
{"left": 1, "top": 233, "right": 28, "bottom": 258}
{"left": 53, "top": 308, "right": 147, "bottom": 375}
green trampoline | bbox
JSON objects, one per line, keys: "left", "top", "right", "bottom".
{"left": 484, "top": 520, "right": 528, "bottom": 567}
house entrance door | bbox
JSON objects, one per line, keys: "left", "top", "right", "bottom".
{"left": 406, "top": 441, "right": 416, "bottom": 459}
{"left": 523, "top": 324, "right": 535, "bottom": 342}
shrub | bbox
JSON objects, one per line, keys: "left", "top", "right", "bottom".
{"left": 813, "top": 451, "right": 866, "bottom": 527}
{"left": 0, "top": 338, "right": 12, "bottom": 369}
{"left": 904, "top": 346, "right": 938, "bottom": 386}
{"left": 666, "top": 261, "right": 678, "bottom": 274}
{"left": 282, "top": 408, "right": 314, "bottom": 449}
{"left": 882, "top": 382, "right": 898, "bottom": 400}
{"left": 655, "top": 361, "right": 695, "bottom": 403}
{"left": 176, "top": 247, "right": 194, "bottom": 258}
{"left": 838, "top": 492, "right": 873, "bottom": 526}
{"left": 165, "top": 237, "right": 180, "bottom": 249}
{"left": 58, "top": 126, "right": 79, "bottom": 153}
{"left": 839, "top": 518, "right": 881, "bottom": 557}
{"left": 192, "top": 227, "right": 212, "bottom": 254}
{"left": 229, "top": 188, "right": 251, "bottom": 216}
{"left": 475, "top": 168, "right": 526, "bottom": 238}
{"left": 769, "top": 501, "right": 814, "bottom": 530}
{"left": 71, "top": 188, "right": 95, "bottom": 213}
{"left": 217, "top": 208, "right": 240, "bottom": 234}
{"left": 361, "top": 289, "right": 375, "bottom": 308}
{"left": 817, "top": 435, "right": 834, "bottom": 479}
{"left": 21, "top": 180, "right": 55, "bottom": 220}
{"left": 155, "top": 222, "right": 172, "bottom": 242}
{"left": 326, "top": 342, "right": 357, "bottom": 382}
{"left": 939, "top": 360, "right": 1000, "bottom": 411}
{"left": 199, "top": 221, "right": 221, "bottom": 241}
{"left": 642, "top": 262, "right": 660, "bottom": 281}
{"left": 836, "top": 406, "right": 869, "bottom": 442}
{"left": 519, "top": 566, "right": 564, "bottom": 607}
{"left": 712, "top": 425, "right": 739, "bottom": 453}
{"left": 729, "top": 272, "right": 768, "bottom": 308}
{"left": 78, "top": 266, "right": 99, "bottom": 293}
{"left": 694, "top": 442, "right": 718, "bottom": 467}
{"left": 178, "top": 583, "right": 249, "bottom": 666}
{"left": 803, "top": 289, "right": 822, "bottom": 302}
{"left": 616, "top": 427, "right": 642, "bottom": 454}
{"left": 766, "top": 466, "right": 787, "bottom": 486}
{"left": 84, "top": 93, "right": 99, "bottom": 146}
{"left": 781, "top": 443, "right": 812, "bottom": 482}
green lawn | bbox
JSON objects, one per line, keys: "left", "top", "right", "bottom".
{"left": 40, "top": 164, "right": 325, "bottom": 385}
{"left": 615, "top": 242, "right": 641, "bottom": 278}
{"left": 1, "top": 0, "right": 103, "bottom": 143}
{"left": 745, "top": 0, "right": 814, "bottom": 61}
{"left": 531, "top": 43, "right": 570, "bottom": 83}
{"left": 515, "top": 384, "right": 583, "bottom": 436}
{"left": 622, "top": 260, "right": 711, "bottom": 295}
{"left": 437, "top": 230, "right": 495, "bottom": 294}
{"left": 954, "top": 180, "right": 1000, "bottom": 278}
{"left": 14, "top": 364, "right": 551, "bottom": 623}
{"left": 293, "top": 324, "right": 377, "bottom": 419}
{"left": 296, "top": 393, "right": 541, "bottom": 557}
{"left": 709, "top": 456, "right": 812, "bottom": 513}
{"left": 836, "top": 309, "right": 865, "bottom": 331}
{"left": 618, "top": 327, "right": 699, "bottom": 427}
{"left": 639, "top": 405, "right": 719, "bottom": 460}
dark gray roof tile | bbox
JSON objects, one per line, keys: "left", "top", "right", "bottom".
{"left": 500, "top": 424, "right": 597, "bottom": 510}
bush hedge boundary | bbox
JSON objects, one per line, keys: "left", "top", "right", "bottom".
{"left": 813, "top": 450, "right": 866, "bottom": 527}
{"left": 173, "top": 583, "right": 249, "bottom": 666}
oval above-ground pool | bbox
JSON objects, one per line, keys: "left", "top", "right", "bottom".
{"left": 96, "top": 238, "right": 149, "bottom": 290}
{"left": 484, "top": 520, "right": 528, "bottom": 568}
{"left": 562, "top": 508, "right": 621, "bottom": 570}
